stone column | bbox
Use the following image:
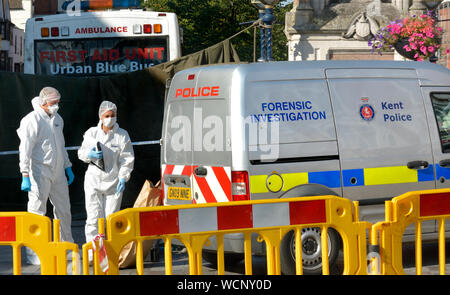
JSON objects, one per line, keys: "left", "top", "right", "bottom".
{"left": 393, "top": 0, "right": 411, "bottom": 14}
{"left": 310, "top": 0, "right": 326, "bottom": 16}
{"left": 296, "top": 0, "right": 312, "bottom": 9}
{"left": 409, "top": 0, "right": 427, "bottom": 15}
{"left": 288, "top": 0, "right": 313, "bottom": 27}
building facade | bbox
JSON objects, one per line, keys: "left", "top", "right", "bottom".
{"left": 438, "top": 0, "right": 450, "bottom": 68}
{"left": 1, "top": 0, "right": 12, "bottom": 70}
{"left": 8, "top": 0, "right": 32, "bottom": 30}
{"left": 0, "top": 0, "right": 24, "bottom": 72}
{"left": 284, "top": 0, "right": 444, "bottom": 62}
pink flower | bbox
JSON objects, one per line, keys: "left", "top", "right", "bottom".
{"left": 420, "top": 46, "right": 428, "bottom": 54}
{"left": 369, "top": 13, "right": 444, "bottom": 59}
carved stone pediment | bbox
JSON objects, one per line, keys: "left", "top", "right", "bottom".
{"left": 343, "top": 12, "right": 380, "bottom": 41}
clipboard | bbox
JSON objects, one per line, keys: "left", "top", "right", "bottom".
{"left": 89, "top": 142, "right": 105, "bottom": 171}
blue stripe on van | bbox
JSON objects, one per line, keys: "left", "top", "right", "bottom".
{"left": 308, "top": 170, "right": 341, "bottom": 188}
{"left": 417, "top": 164, "right": 435, "bottom": 182}
{"left": 342, "top": 169, "right": 365, "bottom": 187}
{"left": 435, "top": 164, "right": 450, "bottom": 181}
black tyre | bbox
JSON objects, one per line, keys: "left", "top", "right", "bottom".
{"left": 202, "top": 250, "right": 244, "bottom": 266}
{"left": 280, "top": 227, "right": 340, "bottom": 275}
{"left": 279, "top": 184, "right": 342, "bottom": 275}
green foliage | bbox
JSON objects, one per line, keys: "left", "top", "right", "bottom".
{"left": 141, "top": 0, "right": 291, "bottom": 61}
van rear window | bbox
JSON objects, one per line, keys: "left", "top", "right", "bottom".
{"left": 430, "top": 93, "right": 450, "bottom": 153}
{"left": 163, "top": 101, "right": 193, "bottom": 163}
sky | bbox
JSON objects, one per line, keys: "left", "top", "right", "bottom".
{"left": 280, "top": 0, "right": 294, "bottom": 6}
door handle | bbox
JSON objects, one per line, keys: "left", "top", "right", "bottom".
{"left": 194, "top": 166, "right": 207, "bottom": 176}
{"left": 164, "top": 175, "right": 190, "bottom": 186}
{"left": 439, "top": 159, "right": 450, "bottom": 168}
{"left": 407, "top": 160, "right": 429, "bottom": 170}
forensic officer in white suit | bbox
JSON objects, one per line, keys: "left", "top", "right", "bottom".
{"left": 17, "top": 87, "right": 75, "bottom": 264}
{"left": 78, "top": 101, "right": 134, "bottom": 244}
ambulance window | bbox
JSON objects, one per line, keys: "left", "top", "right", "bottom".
{"left": 430, "top": 93, "right": 450, "bottom": 153}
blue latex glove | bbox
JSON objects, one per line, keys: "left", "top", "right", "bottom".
{"left": 88, "top": 147, "right": 103, "bottom": 160}
{"left": 116, "top": 178, "right": 126, "bottom": 194}
{"left": 65, "top": 167, "right": 75, "bottom": 185}
{"left": 21, "top": 176, "right": 31, "bottom": 192}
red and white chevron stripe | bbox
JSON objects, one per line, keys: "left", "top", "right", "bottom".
{"left": 161, "top": 164, "right": 231, "bottom": 204}
{"left": 139, "top": 199, "right": 327, "bottom": 236}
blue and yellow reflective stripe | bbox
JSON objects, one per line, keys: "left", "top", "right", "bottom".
{"left": 364, "top": 166, "right": 417, "bottom": 185}
{"left": 249, "top": 165, "right": 435, "bottom": 194}
{"left": 250, "top": 170, "right": 340, "bottom": 194}
{"left": 435, "top": 164, "right": 450, "bottom": 181}
{"left": 281, "top": 172, "right": 309, "bottom": 191}
{"left": 343, "top": 165, "right": 434, "bottom": 187}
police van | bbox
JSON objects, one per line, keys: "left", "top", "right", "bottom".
{"left": 160, "top": 60, "right": 450, "bottom": 274}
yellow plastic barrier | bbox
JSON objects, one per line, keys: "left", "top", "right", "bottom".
{"left": 370, "top": 188, "right": 450, "bottom": 275}
{"left": 0, "top": 212, "right": 79, "bottom": 275}
{"left": 82, "top": 196, "right": 371, "bottom": 275}
{"left": 4, "top": 189, "right": 448, "bottom": 275}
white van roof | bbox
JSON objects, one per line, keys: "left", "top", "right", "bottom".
{"left": 177, "top": 61, "right": 450, "bottom": 87}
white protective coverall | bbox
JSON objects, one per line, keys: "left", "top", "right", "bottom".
{"left": 78, "top": 120, "right": 134, "bottom": 242}
{"left": 16, "top": 97, "right": 74, "bottom": 243}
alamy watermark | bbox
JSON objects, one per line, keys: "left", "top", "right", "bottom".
{"left": 167, "top": 107, "right": 280, "bottom": 161}
{"left": 65, "top": 0, "right": 82, "bottom": 17}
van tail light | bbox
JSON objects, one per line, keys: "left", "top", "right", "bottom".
{"left": 231, "top": 171, "right": 249, "bottom": 201}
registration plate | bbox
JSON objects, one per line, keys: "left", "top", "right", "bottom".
{"left": 168, "top": 187, "right": 191, "bottom": 201}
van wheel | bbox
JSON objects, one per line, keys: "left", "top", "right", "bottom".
{"left": 278, "top": 184, "right": 341, "bottom": 275}
{"left": 280, "top": 227, "right": 340, "bottom": 275}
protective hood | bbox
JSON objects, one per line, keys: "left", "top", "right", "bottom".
{"left": 31, "top": 96, "right": 41, "bottom": 110}
{"left": 31, "top": 96, "right": 52, "bottom": 119}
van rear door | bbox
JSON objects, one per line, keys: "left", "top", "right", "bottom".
{"left": 161, "top": 77, "right": 194, "bottom": 205}
{"left": 191, "top": 69, "right": 232, "bottom": 204}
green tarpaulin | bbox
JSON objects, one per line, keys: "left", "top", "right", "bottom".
{"left": 0, "top": 39, "right": 240, "bottom": 220}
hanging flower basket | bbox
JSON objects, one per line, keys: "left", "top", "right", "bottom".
{"left": 394, "top": 38, "right": 418, "bottom": 60}
{"left": 369, "top": 12, "right": 445, "bottom": 61}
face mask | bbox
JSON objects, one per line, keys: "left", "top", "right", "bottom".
{"left": 103, "top": 117, "right": 116, "bottom": 128}
{"left": 47, "top": 104, "right": 59, "bottom": 115}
